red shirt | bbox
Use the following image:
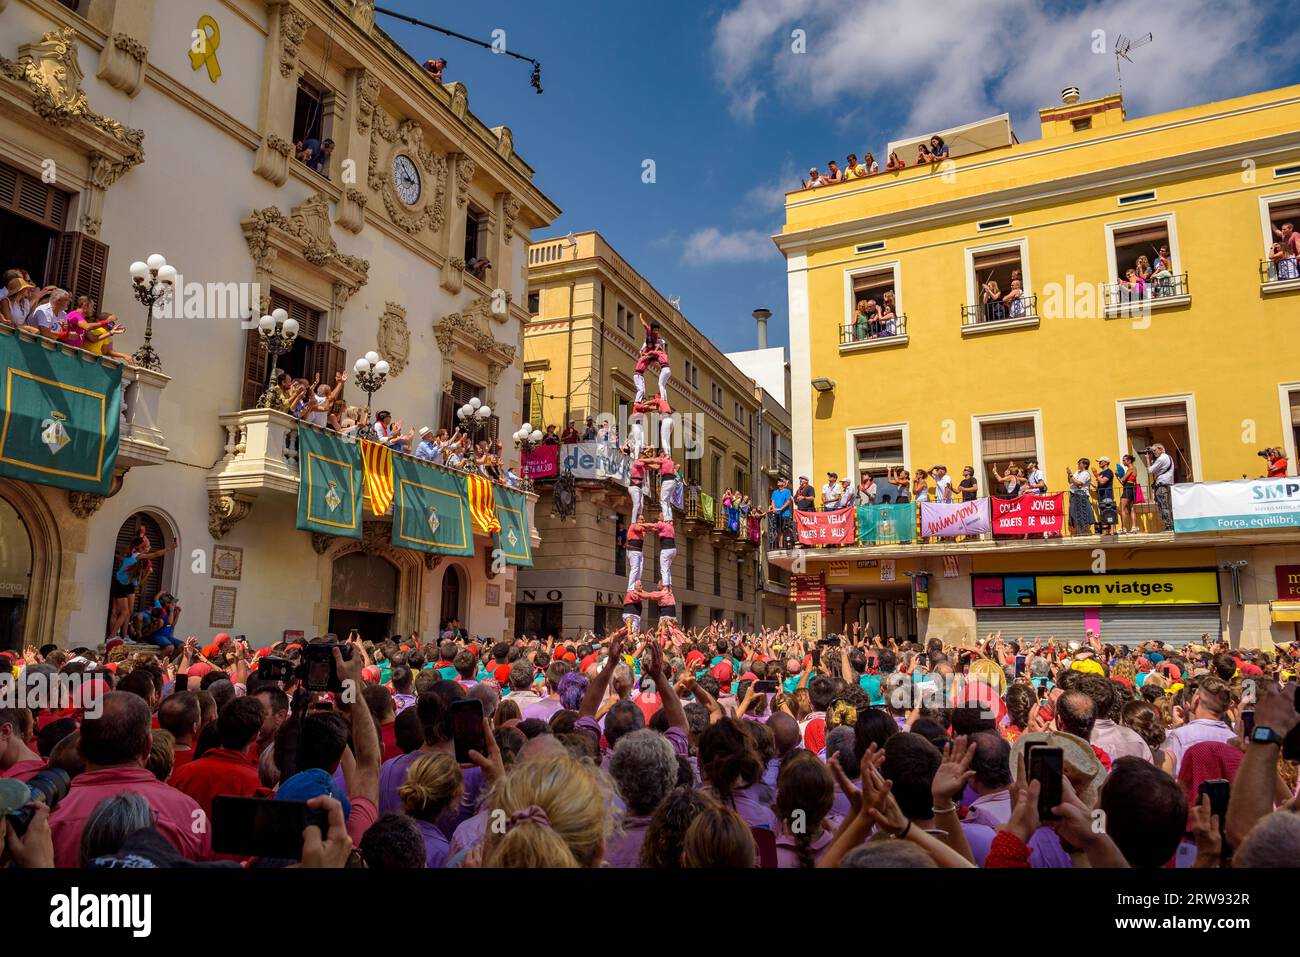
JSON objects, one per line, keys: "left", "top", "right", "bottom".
{"left": 380, "top": 719, "right": 402, "bottom": 762}
{"left": 170, "top": 747, "right": 267, "bottom": 816}
{"left": 1, "top": 758, "right": 46, "bottom": 782}
{"left": 168, "top": 746, "right": 197, "bottom": 781}
{"left": 1268, "top": 458, "right": 1289, "bottom": 478}
{"left": 493, "top": 663, "right": 512, "bottom": 685}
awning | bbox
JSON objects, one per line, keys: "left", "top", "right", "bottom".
{"left": 888, "top": 114, "right": 1015, "bottom": 161}
{"left": 1271, "top": 601, "right": 1300, "bottom": 623}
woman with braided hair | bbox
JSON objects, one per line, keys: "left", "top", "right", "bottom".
{"left": 398, "top": 752, "right": 464, "bottom": 868}
{"left": 774, "top": 750, "right": 838, "bottom": 867}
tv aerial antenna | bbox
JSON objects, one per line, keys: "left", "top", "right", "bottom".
{"left": 1114, "top": 32, "right": 1153, "bottom": 100}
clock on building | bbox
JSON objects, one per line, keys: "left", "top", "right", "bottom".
{"left": 392, "top": 154, "right": 421, "bottom": 205}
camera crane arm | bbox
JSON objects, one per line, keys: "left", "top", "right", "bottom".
{"left": 374, "top": 6, "right": 543, "bottom": 93}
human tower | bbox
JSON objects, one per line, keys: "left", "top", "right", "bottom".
{"left": 622, "top": 316, "right": 683, "bottom": 639}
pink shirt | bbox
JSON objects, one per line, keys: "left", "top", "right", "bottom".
{"left": 49, "top": 766, "right": 211, "bottom": 867}
{"left": 1091, "top": 719, "right": 1153, "bottom": 764}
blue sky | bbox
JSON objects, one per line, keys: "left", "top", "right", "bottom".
{"left": 379, "top": 0, "right": 1300, "bottom": 354}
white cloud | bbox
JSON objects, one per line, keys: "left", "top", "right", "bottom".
{"left": 712, "top": 0, "right": 1297, "bottom": 135}
{"left": 682, "top": 227, "right": 779, "bottom": 264}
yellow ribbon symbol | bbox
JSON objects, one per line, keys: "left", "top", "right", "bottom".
{"left": 189, "top": 15, "right": 222, "bottom": 82}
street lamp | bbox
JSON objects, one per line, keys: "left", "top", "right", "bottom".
{"left": 128, "top": 253, "right": 177, "bottom": 371}
{"left": 512, "top": 421, "right": 542, "bottom": 450}
{"left": 352, "top": 351, "right": 390, "bottom": 439}
{"left": 457, "top": 395, "right": 493, "bottom": 439}
{"left": 255, "top": 308, "right": 299, "bottom": 406}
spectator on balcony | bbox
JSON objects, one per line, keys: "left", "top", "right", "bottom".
{"left": 414, "top": 428, "right": 439, "bottom": 462}
{"left": 30, "top": 287, "right": 71, "bottom": 340}
{"left": 844, "top": 154, "right": 865, "bottom": 180}
{"left": 1118, "top": 267, "right": 1146, "bottom": 303}
{"left": 581, "top": 417, "right": 598, "bottom": 440}
{"left": 1151, "top": 246, "right": 1175, "bottom": 296}
{"left": 1117, "top": 453, "right": 1140, "bottom": 534}
{"left": 769, "top": 478, "right": 793, "bottom": 548}
{"left": 958, "top": 466, "right": 979, "bottom": 502}
{"left": 1135, "top": 255, "right": 1153, "bottom": 285}
{"left": 824, "top": 160, "right": 844, "bottom": 184}
{"left": 990, "top": 462, "right": 1025, "bottom": 498}
{"left": 328, "top": 402, "right": 359, "bottom": 437}
{"left": 562, "top": 421, "right": 580, "bottom": 444}
{"left": 852, "top": 299, "right": 875, "bottom": 341}
{"left": 911, "top": 468, "right": 931, "bottom": 504}
{"left": 886, "top": 151, "right": 906, "bottom": 171}
{"left": 801, "top": 167, "right": 824, "bottom": 190}
{"left": 1143, "top": 444, "right": 1175, "bottom": 531}
{"left": 1002, "top": 278, "right": 1027, "bottom": 319}
{"left": 373, "top": 411, "right": 413, "bottom": 452}
{"left": 858, "top": 472, "right": 879, "bottom": 506}
{"left": 302, "top": 372, "right": 347, "bottom": 428}
{"left": 886, "top": 466, "right": 910, "bottom": 503}
{"left": 1, "top": 274, "right": 39, "bottom": 329}
{"left": 1271, "top": 222, "right": 1300, "bottom": 280}
{"left": 1092, "top": 456, "right": 1117, "bottom": 534}
{"left": 821, "top": 473, "right": 842, "bottom": 511}
{"left": 297, "top": 138, "right": 335, "bottom": 177}
{"left": 794, "top": 476, "right": 816, "bottom": 511}
{"left": 466, "top": 257, "right": 491, "bottom": 280}
{"left": 877, "top": 292, "right": 898, "bottom": 337}
{"left": 541, "top": 425, "right": 560, "bottom": 446}
{"left": 931, "top": 465, "right": 953, "bottom": 504}
{"left": 1024, "top": 459, "right": 1047, "bottom": 495}
{"left": 1264, "top": 447, "right": 1289, "bottom": 478}
{"left": 979, "top": 278, "right": 1004, "bottom": 323}
{"left": 1067, "top": 459, "right": 1096, "bottom": 536}
{"left": 863, "top": 152, "right": 880, "bottom": 175}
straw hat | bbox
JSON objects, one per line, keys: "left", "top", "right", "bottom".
{"left": 967, "top": 657, "right": 1007, "bottom": 694}
{"left": 1010, "top": 731, "right": 1107, "bottom": 806}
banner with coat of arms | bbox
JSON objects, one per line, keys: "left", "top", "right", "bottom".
{"left": 493, "top": 486, "right": 533, "bottom": 567}
{"left": 295, "top": 426, "right": 363, "bottom": 538}
{"left": 0, "top": 331, "right": 122, "bottom": 494}
{"left": 390, "top": 455, "right": 474, "bottom": 556}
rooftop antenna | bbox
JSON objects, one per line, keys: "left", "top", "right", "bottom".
{"left": 1113, "top": 32, "right": 1152, "bottom": 101}
{"left": 668, "top": 296, "right": 681, "bottom": 311}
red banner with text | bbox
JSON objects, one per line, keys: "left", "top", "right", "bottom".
{"left": 522, "top": 444, "right": 559, "bottom": 480}
{"left": 992, "top": 493, "right": 1065, "bottom": 535}
{"left": 795, "top": 506, "right": 857, "bottom": 546}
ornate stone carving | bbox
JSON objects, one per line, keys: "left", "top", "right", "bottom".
{"left": 80, "top": 214, "right": 101, "bottom": 236}
{"left": 337, "top": 186, "right": 367, "bottom": 234}
{"left": 455, "top": 156, "right": 476, "bottom": 208}
{"left": 254, "top": 133, "right": 292, "bottom": 185}
{"left": 365, "top": 108, "right": 449, "bottom": 236}
{"left": 0, "top": 29, "right": 145, "bottom": 184}
{"left": 448, "top": 82, "right": 468, "bottom": 119}
{"left": 243, "top": 196, "right": 371, "bottom": 282}
{"left": 97, "top": 32, "right": 148, "bottom": 97}
{"left": 279, "top": 7, "right": 309, "bottom": 78}
{"left": 341, "top": 0, "right": 376, "bottom": 31}
{"left": 501, "top": 194, "right": 521, "bottom": 242}
{"left": 377, "top": 302, "right": 410, "bottom": 377}
{"left": 266, "top": 134, "right": 293, "bottom": 156}
{"left": 433, "top": 297, "right": 518, "bottom": 392}
{"left": 493, "top": 126, "right": 513, "bottom": 159}
{"left": 68, "top": 491, "right": 104, "bottom": 519}
{"left": 209, "top": 493, "right": 254, "bottom": 539}
{"left": 354, "top": 69, "right": 380, "bottom": 134}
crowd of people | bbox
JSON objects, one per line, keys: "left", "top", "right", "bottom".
{"left": 803, "top": 136, "right": 951, "bottom": 190}
{"left": 1, "top": 270, "right": 131, "bottom": 360}
{"left": 3, "top": 625, "right": 1298, "bottom": 870}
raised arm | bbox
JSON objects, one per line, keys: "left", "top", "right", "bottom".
{"left": 578, "top": 628, "right": 625, "bottom": 719}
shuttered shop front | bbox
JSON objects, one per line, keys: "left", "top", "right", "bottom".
{"left": 1097, "top": 605, "right": 1221, "bottom": 645}
{"left": 975, "top": 607, "right": 1087, "bottom": 641}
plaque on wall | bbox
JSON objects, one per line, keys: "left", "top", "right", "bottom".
{"left": 485, "top": 583, "right": 501, "bottom": 607}
{"left": 210, "top": 586, "right": 237, "bottom": 629}
{"left": 212, "top": 545, "right": 244, "bottom": 581}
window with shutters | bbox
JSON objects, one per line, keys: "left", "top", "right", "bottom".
{"left": 854, "top": 429, "right": 905, "bottom": 488}
{"left": 292, "top": 76, "right": 334, "bottom": 178}
{"left": 713, "top": 547, "right": 722, "bottom": 597}
{"left": 1289, "top": 388, "right": 1300, "bottom": 468}
{"left": 441, "top": 375, "right": 486, "bottom": 435}
{"left": 964, "top": 241, "right": 1032, "bottom": 325}
{"left": 1122, "top": 400, "right": 1194, "bottom": 483}
{"left": 976, "top": 416, "right": 1039, "bottom": 493}
{"left": 0, "top": 160, "right": 73, "bottom": 289}
{"left": 685, "top": 538, "right": 695, "bottom": 591}
{"left": 241, "top": 292, "right": 329, "bottom": 409}
{"left": 48, "top": 232, "right": 109, "bottom": 309}
{"left": 1262, "top": 195, "right": 1300, "bottom": 283}
{"left": 108, "top": 512, "right": 172, "bottom": 631}
{"left": 1104, "top": 216, "right": 1183, "bottom": 302}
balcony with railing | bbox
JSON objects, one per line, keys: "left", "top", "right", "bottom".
{"left": 839, "top": 314, "right": 909, "bottom": 351}
{"left": 764, "top": 449, "right": 792, "bottom": 480}
{"left": 960, "top": 294, "right": 1038, "bottom": 336}
{"left": 206, "top": 408, "right": 540, "bottom": 544}
{"left": 1260, "top": 258, "right": 1300, "bottom": 294}
{"left": 117, "top": 363, "right": 171, "bottom": 470}
{"left": 1103, "top": 272, "right": 1191, "bottom": 316}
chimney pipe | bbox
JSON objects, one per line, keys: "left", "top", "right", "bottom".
{"left": 1061, "top": 86, "right": 1081, "bottom": 105}
{"left": 752, "top": 308, "right": 772, "bottom": 350}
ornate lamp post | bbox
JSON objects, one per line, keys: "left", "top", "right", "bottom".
{"left": 512, "top": 422, "right": 542, "bottom": 492}
{"left": 456, "top": 396, "right": 493, "bottom": 440}
{"left": 352, "top": 351, "right": 389, "bottom": 440}
{"left": 255, "top": 308, "right": 299, "bottom": 406}
{"left": 128, "top": 253, "right": 177, "bottom": 371}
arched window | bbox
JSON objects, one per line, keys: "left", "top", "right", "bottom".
{"left": 110, "top": 512, "right": 171, "bottom": 622}
{"left": 0, "top": 496, "right": 32, "bottom": 653}
{"left": 440, "top": 565, "right": 465, "bottom": 633}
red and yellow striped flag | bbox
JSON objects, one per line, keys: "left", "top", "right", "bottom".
{"left": 466, "top": 473, "right": 501, "bottom": 534}
{"left": 360, "top": 440, "right": 394, "bottom": 516}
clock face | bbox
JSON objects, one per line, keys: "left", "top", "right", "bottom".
{"left": 392, "top": 154, "right": 421, "bottom": 206}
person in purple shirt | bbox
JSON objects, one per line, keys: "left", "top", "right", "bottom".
{"left": 378, "top": 692, "right": 483, "bottom": 838}
{"left": 397, "top": 752, "right": 463, "bottom": 868}
{"left": 606, "top": 729, "right": 678, "bottom": 867}
{"left": 698, "top": 716, "right": 779, "bottom": 831}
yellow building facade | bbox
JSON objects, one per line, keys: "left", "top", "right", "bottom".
{"left": 776, "top": 84, "right": 1300, "bottom": 648}
{"left": 522, "top": 232, "right": 766, "bottom": 635}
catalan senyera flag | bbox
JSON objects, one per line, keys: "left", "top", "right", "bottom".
{"left": 466, "top": 473, "right": 501, "bottom": 534}
{"left": 360, "top": 439, "right": 394, "bottom": 516}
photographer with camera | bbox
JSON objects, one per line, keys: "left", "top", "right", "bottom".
{"left": 1139, "top": 443, "right": 1175, "bottom": 531}
{"left": 1261, "top": 446, "right": 1289, "bottom": 478}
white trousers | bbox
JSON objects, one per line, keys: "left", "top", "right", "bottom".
{"left": 660, "top": 478, "right": 677, "bottom": 520}
{"left": 629, "top": 484, "right": 645, "bottom": 524}
{"left": 627, "top": 548, "right": 644, "bottom": 589}
{"left": 659, "top": 545, "right": 676, "bottom": 586}
{"left": 633, "top": 372, "right": 646, "bottom": 403}
{"left": 657, "top": 365, "right": 670, "bottom": 399}
{"left": 659, "top": 414, "right": 673, "bottom": 453}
